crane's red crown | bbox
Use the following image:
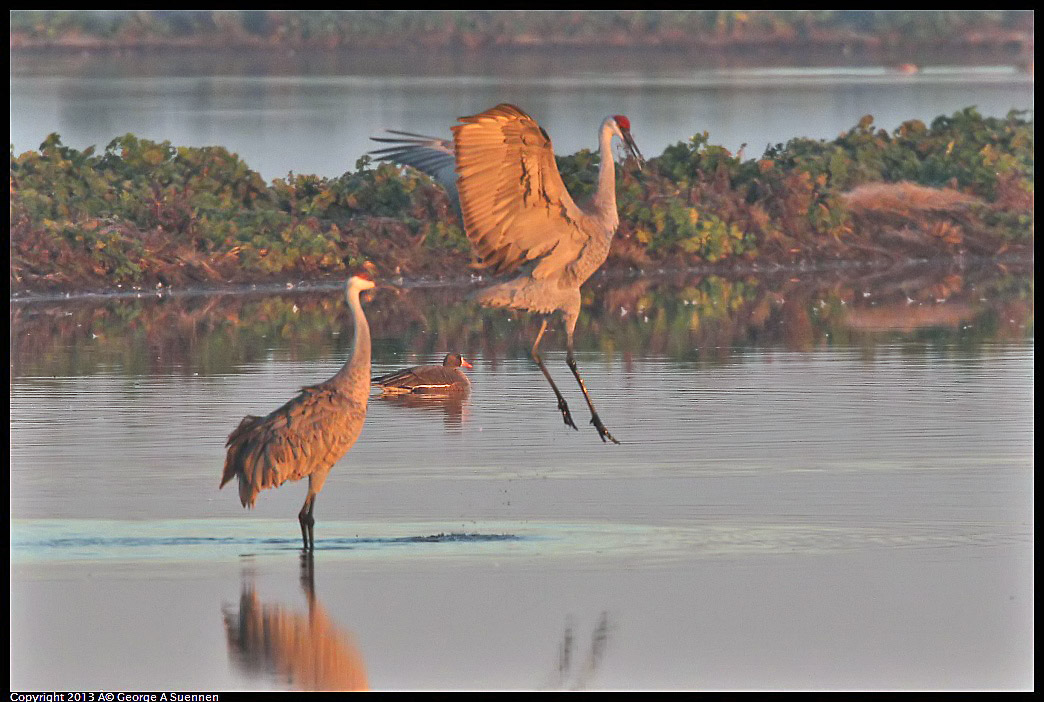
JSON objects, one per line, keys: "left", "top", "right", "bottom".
{"left": 613, "top": 115, "right": 631, "bottom": 131}
{"left": 354, "top": 271, "right": 374, "bottom": 282}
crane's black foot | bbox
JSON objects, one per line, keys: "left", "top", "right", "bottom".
{"left": 557, "top": 398, "right": 578, "bottom": 431}
{"left": 590, "top": 413, "right": 620, "bottom": 444}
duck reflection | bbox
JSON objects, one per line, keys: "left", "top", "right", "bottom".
{"left": 544, "top": 610, "right": 612, "bottom": 691}
{"left": 374, "top": 388, "right": 469, "bottom": 430}
{"left": 222, "top": 553, "right": 368, "bottom": 691}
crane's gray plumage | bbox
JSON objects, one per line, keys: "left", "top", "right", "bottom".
{"left": 370, "top": 104, "right": 643, "bottom": 443}
{"left": 372, "top": 352, "right": 472, "bottom": 394}
{"left": 221, "top": 274, "right": 376, "bottom": 549}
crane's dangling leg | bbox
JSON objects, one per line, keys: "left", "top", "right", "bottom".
{"left": 565, "top": 327, "right": 620, "bottom": 445}
{"left": 531, "top": 318, "right": 578, "bottom": 431}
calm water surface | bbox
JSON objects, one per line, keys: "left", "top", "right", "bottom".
{"left": 9, "top": 50, "right": 1035, "bottom": 179}
{"left": 9, "top": 267, "right": 1034, "bottom": 690}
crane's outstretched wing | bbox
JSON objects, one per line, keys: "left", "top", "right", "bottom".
{"left": 221, "top": 384, "right": 364, "bottom": 507}
{"left": 451, "top": 104, "right": 588, "bottom": 277}
{"left": 369, "top": 130, "right": 460, "bottom": 204}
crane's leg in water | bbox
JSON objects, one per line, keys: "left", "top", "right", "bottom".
{"left": 300, "top": 472, "right": 329, "bottom": 551}
{"left": 566, "top": 330, "right": 620, "bottom": 444}
{"left": 531, "top": 318, "right": 577, "bottom": 431}
{"left": 298, "top": 494, "right": 316, "bottom": 551}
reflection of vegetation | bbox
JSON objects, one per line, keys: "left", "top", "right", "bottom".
{"left": 10, "top": 11, "right": 1033, "bottom": 53}
{"left": 10, "top": 266, "right": 1032, "bottom": 380}
{"left": 10, "top": 109, "right": 1033, "bottom": 294}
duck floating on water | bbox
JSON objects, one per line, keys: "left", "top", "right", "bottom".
{"left": 372, "top": 353, "right": 473, "bottom": 394}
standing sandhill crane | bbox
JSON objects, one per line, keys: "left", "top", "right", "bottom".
{"left": 371, "top": 104, "right": 643, "bottom": 443}
{"left": 221, "top": 273, "right": 376, "bottom": 551}
{"left": 372, "top": 352, "right": 473, "bottom": 394}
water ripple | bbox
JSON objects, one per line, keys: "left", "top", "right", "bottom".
{"left": 11, "top": 518, "right": 1030, "bottom": 566}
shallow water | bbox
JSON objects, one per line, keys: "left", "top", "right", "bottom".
{"left": 9, "top": 267, "right": 1034, "bottom": 690}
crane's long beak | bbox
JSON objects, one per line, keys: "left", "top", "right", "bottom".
{"left": 621, "top": 128, "right": 644, "bottom": 170}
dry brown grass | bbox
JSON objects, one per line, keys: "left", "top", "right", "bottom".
{"left": 841, "top": 181, "right": 983, "bottom": 218}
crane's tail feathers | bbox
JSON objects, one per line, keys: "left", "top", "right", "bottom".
{"left": 471, "top": 278, "right": 554, "bottom": 313}
{"left": 222, "top": 415, "right": 258, "bottom": 485}
{"left": 225, "top": 415, "right": 261, "bottom": 447}
{"left": 238, "top": 478, "right": 258, "bottom": 509}
{"left": 219, "top": 455, "right": 261, "bottom": 509}
{"left": 373, "top": 129, "right": 447, "bottom": 142}
{"left": 471, "top": 284, "right": 514, "bottom": 309}
{"left": 222, "top": 415, "right": 265, "bottom": 507}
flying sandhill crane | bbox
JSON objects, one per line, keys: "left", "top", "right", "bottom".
{"left": 371, "top": 104, "right": 644, "bottom": 443}
{"left": 372, "top": 352, "right": 473, "bottom": 394}
{"left": 221, "top": 273, "right": 376, "bottom": 551}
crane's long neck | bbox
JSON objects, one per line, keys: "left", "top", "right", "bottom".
{"left": 592, "top": 121, "right": 620, "bottom": 231}
{"left": 332, "top": 287, "right": 371, "bottom": 395}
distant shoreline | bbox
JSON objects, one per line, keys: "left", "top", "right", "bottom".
{"left": 9, "top": 34, "right": 1032, "bottom": 62}
{"left": 9, "top": 10, "right": 1033, "bottom": 67}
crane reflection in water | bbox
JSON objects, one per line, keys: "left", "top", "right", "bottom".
{"left": 222, "top": 553, "right": 369, "bottom": 692}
